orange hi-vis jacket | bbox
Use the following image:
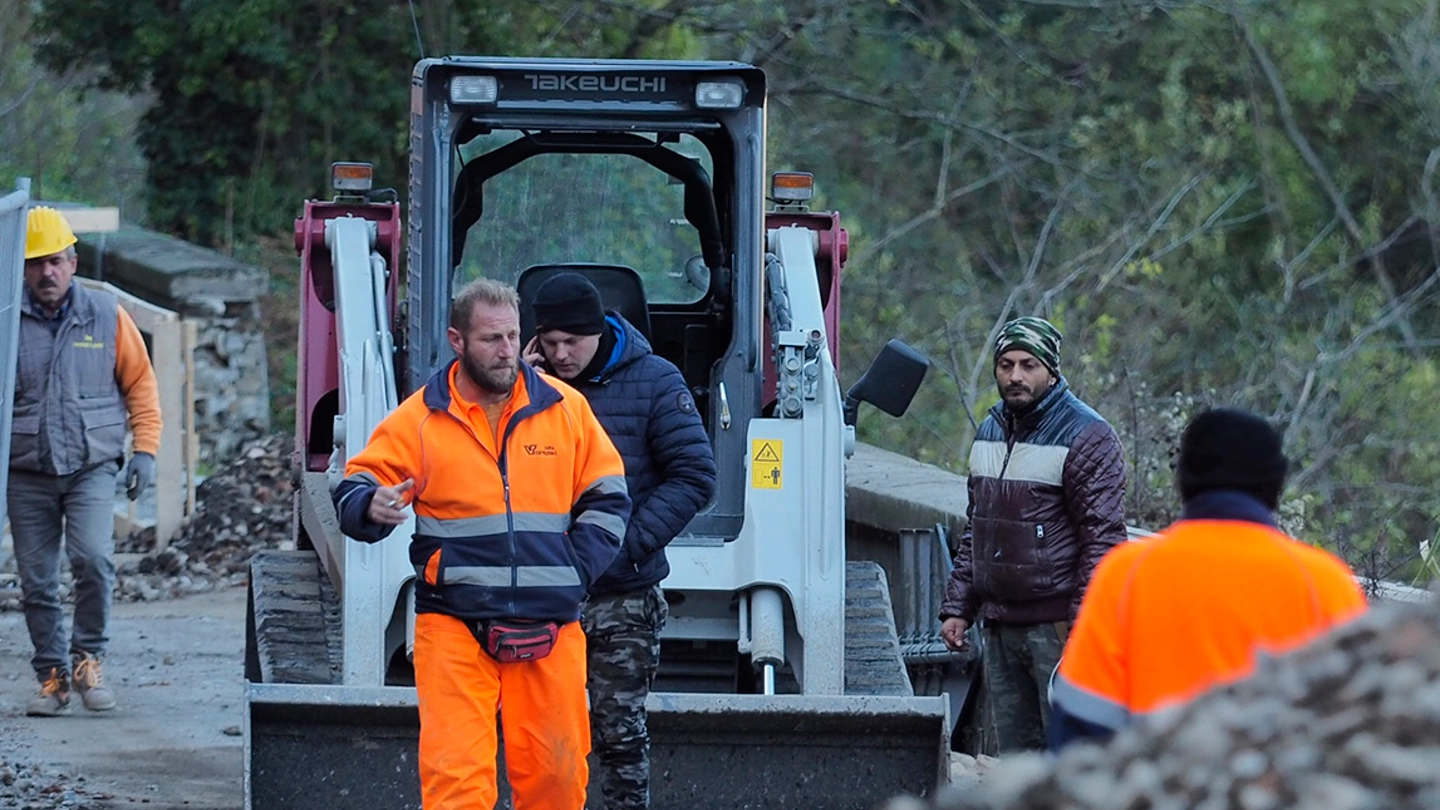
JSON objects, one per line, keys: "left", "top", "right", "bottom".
{"left": 335, "top": 360, "right": 630, "bottom": 623}
{"left": 1051, "top": 492, "right": 1366, "bottom": 740}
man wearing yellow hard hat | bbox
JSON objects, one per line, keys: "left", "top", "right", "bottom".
{"left": 9, "top": 206, "right": 161, "bottom": 716}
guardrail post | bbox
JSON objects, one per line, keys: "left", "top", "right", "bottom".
{"left": 0, "top": 178, "right": 31, "bottom": 538}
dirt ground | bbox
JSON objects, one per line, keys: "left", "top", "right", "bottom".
{"left": 0, "top": 585, "right": 247, "bottom": 810}
{"left": 0, "top": 579, "right": 994, "bottom": 809}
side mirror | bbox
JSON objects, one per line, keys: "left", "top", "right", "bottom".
{"left": 844, "top": 339, "right": 930, "bottom": 426}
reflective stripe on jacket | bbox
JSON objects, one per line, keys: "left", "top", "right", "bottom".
{"left": 941, "top": 377, "right": 1127, "bottom": 625}
{"left": 1051, "top": 490, "right": 1367, "bottom": 741}
{"left": 335, "top": 360, "right": 630, "bottom": 623}
{"left": 10, "top": 283, "right": 161, "bottom": 475}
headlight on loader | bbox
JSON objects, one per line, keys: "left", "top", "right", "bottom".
{"left": 695, "top": 80, "right": 745, "bottom": 109}
{"left": 450, "top": 75, "right": 499, "bottom": 105}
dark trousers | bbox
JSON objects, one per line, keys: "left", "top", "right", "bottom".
{"left": 9, "top": 463, "right": 119, "bottom": 678}
{"left": 981, "top": 621, "right": 1067, "bottom": 752}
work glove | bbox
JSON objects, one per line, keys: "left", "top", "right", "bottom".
{"left": 125, "top": 451, "right": 156, "bottom": 501}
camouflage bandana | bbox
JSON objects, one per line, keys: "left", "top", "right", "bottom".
{"left": 994, "top": 316, "right": 1062, "bottom": 374}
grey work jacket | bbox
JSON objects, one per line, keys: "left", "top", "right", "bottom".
{"left": 10, "top": 283, "right": 128, "bottom": 476}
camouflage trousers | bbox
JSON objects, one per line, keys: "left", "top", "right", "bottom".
{"left": 582, "top": 585, "right": 668, "bottom": 810}
{"left": 980, "top": 621, "right": 1068, "bottom": 753}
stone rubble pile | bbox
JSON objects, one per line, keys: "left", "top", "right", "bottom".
{"left": 114, "top": 432, "right": 296, "bottom": 601}
{"left": 0, "top": 433, "right": 297, "bottom": 610}
{"left": 921, "top": 594, "right": 1440, "bottom": 810}
{"left": 0, "top": 761, "right": 103, "bottom": 809}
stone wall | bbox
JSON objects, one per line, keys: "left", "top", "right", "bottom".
{"left": 75, "top": 228, "right": 270, "bottom": 466}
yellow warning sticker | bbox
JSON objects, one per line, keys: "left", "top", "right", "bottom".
{"left": 751, "top": 439, "right": 783, "bottom": 489}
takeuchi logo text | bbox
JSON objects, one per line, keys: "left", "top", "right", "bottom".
{"left": 522, "top": 74, "right": 667, "bottom": 94}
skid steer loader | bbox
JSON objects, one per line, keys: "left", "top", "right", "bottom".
{"left": 245, "top": 57, "right": 949, "bottom": 809}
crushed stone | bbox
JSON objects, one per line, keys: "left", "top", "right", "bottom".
{"left": 0, "top": 433, "right": 297, "bottom": 610}
{"left": 906, "top": 595, "right": 1440, "bottom": 810}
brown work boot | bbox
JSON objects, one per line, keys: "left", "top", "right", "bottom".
{"left": 25, "top": 668, "right": 72, "bottom": 717}
{"left": 72, "top": 652, "right": 117, "bottom": 711}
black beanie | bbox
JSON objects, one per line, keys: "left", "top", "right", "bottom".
{"left": 1177, "top": 408, "right": 1289, "bottom": 510}
{"left": 532, "top": 273, "right": 607, "bottom": 336}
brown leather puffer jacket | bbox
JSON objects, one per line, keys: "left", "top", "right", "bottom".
{"left": 940, "top": 378, "right": 1127, "bottom": 625}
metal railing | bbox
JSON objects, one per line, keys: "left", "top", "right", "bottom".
{"left": 0, "top": 178, "right": 31, "bottom": 533}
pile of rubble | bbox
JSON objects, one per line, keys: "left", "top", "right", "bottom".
{"left": 920, "top": 594, "right": 1440, "bottom": 810}
{"left": 0, "top": 433, "right": 297, "bottom": 610}
{"left": 114, "top": 432, "right": 297, "bottom": 601}
{"left": 0, "top": 761, "right": 106, "bottom": 809}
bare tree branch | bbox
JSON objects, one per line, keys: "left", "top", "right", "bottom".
{"left": 1279, "top": 216, "right": 1338, "bottom": 303}
{"left": 961, "top": 185, "right": 1074, "bottom": 400}
{"left": 1286, "top": 264, "right": 1440, "bottom": 461}
{"left": 802, "top": 80, "right": 1068, "bottom": 167}
{"left": 1145, "top": 179, "right": 1257, "bottom": 263}
{"left": 1236, "top": 12, "right": 1418, "bottom": 344}
{"left": 848, "top": 166, "right": 1013, "bottom": 269}
{"left": 1095, "top": 173, "right": 1206, "bottom": 290}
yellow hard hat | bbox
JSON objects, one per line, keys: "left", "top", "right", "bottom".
{"left": 25, "top": 206, "right": 78, "bottom": 260}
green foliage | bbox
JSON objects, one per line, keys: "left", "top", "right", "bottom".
{"left": 766, "top": 0, "right": 1440, "bottom": 577}
{"left": 0, "top": 6, "right": 146, "bottom": 209}
{"left": 33, "top": 0, "right": 415, "bottom": 244}
{"left": 24, "top": 0, "right": 1440, "bottom": 579}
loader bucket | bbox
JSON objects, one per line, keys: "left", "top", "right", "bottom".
{"left": 244, "top": 683, "right": 422, "bottom": 810}
{"left": 246, "top": 685, "right": 948, "bottom": 809}
{"left": 647, "top": 692, "right": 950, "bottom": 808}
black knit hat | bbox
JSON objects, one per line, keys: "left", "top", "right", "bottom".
{"left": 532, "top": 272, "right": 606, "bottom": 336}
{"left": 1177, "top": 408, "right": 1289, "bottom": 510}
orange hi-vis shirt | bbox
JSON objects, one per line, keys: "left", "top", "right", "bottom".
{"left": 336, "top": 360, "right": 629, "bottom": 624}
{"left": 1052, "top": 518, "right": 1367, "bottom": 732}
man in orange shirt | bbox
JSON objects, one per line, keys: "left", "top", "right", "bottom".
{"left": 334, "top": 278, "right": 630, "bottom": 809}
{"left": 10, "top": 207, "right": 161, "bottom": 717}
{"left": 1050, "top": 408, "right": 1367, "bottom": 749}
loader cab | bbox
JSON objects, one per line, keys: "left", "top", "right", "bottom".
{"left": 409, "top": 58, "right": 772, "bottom": 542}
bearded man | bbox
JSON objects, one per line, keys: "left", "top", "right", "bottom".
{"left": 334, "top": 278, "right": 630, "bottom": 809}
{"left": 938, "top": 316, "right": 1127, "bottom": 752}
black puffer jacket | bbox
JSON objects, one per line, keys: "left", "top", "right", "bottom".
{"left": 562, "top": 314, "right": 716, "bottom": 595}
{"left": 940, "top": 378, "right": 1127, "bottom": 625}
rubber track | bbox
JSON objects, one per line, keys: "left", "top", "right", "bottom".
{"left": 844, "top": 560, "right": 915, "bottom": 696}
{"left": 250, "top": 550, "right": 341, "bottom": 684}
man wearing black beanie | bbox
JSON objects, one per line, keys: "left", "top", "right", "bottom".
{"left": 1050, "top": 407, "right": 1367, "bottom": 750}
{"left": 1176, "top": 408, "right": 1289, "bottom": 511}
{"left": 524, "top": 272, "right": 716, "bottom": 810}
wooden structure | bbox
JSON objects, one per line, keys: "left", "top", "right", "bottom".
{"left": 79, "top": 278, "right": 198, "bottom": 548}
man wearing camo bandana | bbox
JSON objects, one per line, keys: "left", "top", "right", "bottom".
{"left": 938, "top": 315, "right": 1127, "bottom": 752}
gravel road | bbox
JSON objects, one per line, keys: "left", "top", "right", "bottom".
{"left": 0, "top": 585, "right": 247, "bottom": 810}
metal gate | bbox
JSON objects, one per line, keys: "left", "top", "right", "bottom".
{"left": 0, "top": 178, "right": 30, "bottom": 532}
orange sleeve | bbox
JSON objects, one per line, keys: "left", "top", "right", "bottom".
{"left": 1052, "top": 542, "right": 1143, "bottom": 730}
{"left": 115, "top": 306, "right": 163, "bottom": 456}
{"left": 343, "top": 395, "right": 426, "bottom": 490}
{"left": 570, "top": 390, "right": 626, "bottom": 495}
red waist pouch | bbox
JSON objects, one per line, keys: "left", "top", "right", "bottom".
{"left": 473, "top": 619, "right": 559, "bottom": 663}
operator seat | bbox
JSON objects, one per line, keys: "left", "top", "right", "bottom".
{"left": 517, "top": 263, "right": 651, "bottom": 342}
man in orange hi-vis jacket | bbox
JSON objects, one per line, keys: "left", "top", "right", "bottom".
{"left": 1049, "top": 408, "right": 1367, "bottom": 750}
{"left": 334, "top": 278, "right": 630, "bottom": 809}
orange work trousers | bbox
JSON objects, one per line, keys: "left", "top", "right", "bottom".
{"left": 414, "top": 613, "right": 590, "bottom": 809}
